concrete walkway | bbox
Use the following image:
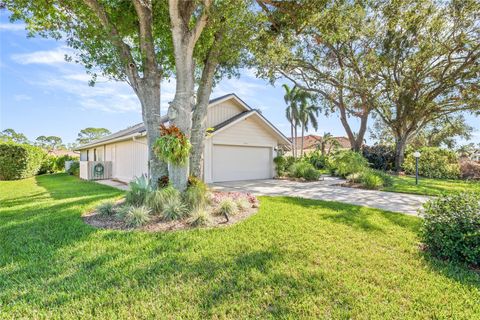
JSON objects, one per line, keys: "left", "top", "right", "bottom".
{"left": 212, "top": 177, "right": 430, "bottom": 216}
{"left": 95, "top": 179, "right": 129, "bottom": 191}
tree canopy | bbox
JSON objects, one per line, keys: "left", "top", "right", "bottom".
{"left": 0, "top": 128, "right": 29, "bottom": 144}
{"left": 76, "top": 127, "right": 111, "bottom": 145}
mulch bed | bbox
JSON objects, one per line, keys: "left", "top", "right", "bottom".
{"left": 83, "top": 191, "right": 259, "bottom": 232}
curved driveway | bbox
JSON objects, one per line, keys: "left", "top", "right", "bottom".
{"left": 211, "top": 177, "right": 430, "bottom": 216}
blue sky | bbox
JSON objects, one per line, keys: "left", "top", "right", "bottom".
{"left": 0, "top": 12, "right": 478, "bottom": 146}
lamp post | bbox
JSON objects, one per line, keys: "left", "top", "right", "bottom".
{"left": 413, "top": 151, "right": 421, "bottom": 185}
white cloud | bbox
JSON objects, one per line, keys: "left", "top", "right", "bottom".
{"left": 13, "top": 94, "right": 32, "bottom": 101}
{"left": 11, "top": 47, "right": 71, "bottom": 65}
{"left": 0, "top": 23, "right": 26, "bottom": 32}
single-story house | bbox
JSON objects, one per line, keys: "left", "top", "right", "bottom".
{"left": 287, "top": 134, "right": 351, "bottom": 156}
{"left": 75, "top": 93, "right": 291, "bottom": 183}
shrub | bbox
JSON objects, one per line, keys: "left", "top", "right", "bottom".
{"left": 146, "top": 185, "right": 180, "bottom": 214}
{"left": 422, "top": 192, "right": 480, "bottom": 266}
{"left": 236, "top": 198, "right": 251, "bottom": 211}
{"left": 190, "top": 208, "right": 211, "bottom": 227}
{"left": 403, "top": 147, "right": 460, "bottom": 179}
{"left": 216, "top": 198, "right": 237, "bottom": 219}
{"left": 38, "top": 154, "right": 57, "bottom": 175}
{"left": 67, "top": 161, "right": 80, "bottom": 176}
{"left": 360, "top": 171, "right": 384, "bottom": 189}
{"left": 124, "top": 206, "right": 151, "bottom": 228}
{"left": 55, "top": 154, "right": 78, "bottom": 171}
{"left": 460, "top": 159, "right": 480, "bottom": 180}
{"left": 273, "top": 155, "right": 287, "bottom": 176}
{"left": 329, "top": 151, "right": 369, "bottom": 178}
{"left": 0, "top": 143, "right": 45, "bottom": 180}
{"left": 362, "top": 144, "right": 396, "bottom": 171}
{"left": 116, "top": 205, "right": 133, "bottom": 219}
{"left": 289, "top": 161, "right": 312, "bottom": 178}
{"left": 162, "top": 194, "right": 188, "bottom": 220}
{"left": 96, "top": 201, "right": 116, "bottom": 217}
{"left": 157, "top": 175, "right": 169, "bottom": 188}
{"left": 303, "top": 166, "right": 321, "bottom": 181}
{"left": 126, "top": 175, "right": 152, "bottom": 206}
{"left": 307, "top": 151, "right": 327, "bottom": 169}
{"left": 153, "top": 124, "right": 191, "bottom": 165}
{"left": 183, "top": 179, "right": 208, "bottom": 210}
{"left": 371, "top": 170, "right": 394, "bottom": 187}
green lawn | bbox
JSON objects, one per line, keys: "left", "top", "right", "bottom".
{"left": 1, "top": 174, "right": 479, "bottom": 319}
{"left": 383, "top": 175, "right": 480, "bottom": 196}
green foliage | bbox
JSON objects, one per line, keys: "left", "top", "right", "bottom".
{"left": 329, "top": 151, "right": 369, "bottom": 178}
{"left": 289, "top": 161, "right": 314, "bottom": 178}
{"left": 303, "top": 166, "right": 321, "bottom": 181}
{"left": 77, "top": 128, "right": 111, "bottom": 145}
{"left": 0, "top": 142, "right": 45, "bottom": 180}
{"left": 422, "top": 192, "right": 480, "bottom": 266}
{"left": 38, "top": 154, "right": 57, "bottom": 175}
{"left": 35, "top": 135, "right": 64, "bottom": 150}
{"left": 124, "top": 206, "right": 151, "bottom": 228}
{"left": 307, "top": 151, "right": 327, "bottom": 169}
{"left": 403, "top": 147, "right": 460, "bottom": 179}
{"left": 362, "top": 145, "right": 395, "bottom": 171}
{"left": 183, "top": 179, "right": 208, "bottom": 210}
{"left": 216, "top": 198, "right": 238, "bottom": 217}
{"left": 55, "top": 155, "right": 78, "bottom": 171}
{"left": 273, "top": 155, "right": 287, "bottom": 176}
{"left": 360, "top": 171, "right": 384, "bottom": 190}
{"left": 0, "top": 128, "right": 29, "bottom": 144}
{"left": 189, "top": 208, "right": 211, "bottom": 227}
{"left": 162, "top": 193, "right": 188, "bottom": 221}
{"left": 126, "top": 176, "right": 152, "bottom": 206}
{"left": 96, "top": 201, "right": 116, "bottom": 217}
{"left": 116, "top": 205, "right": 133, "bottom": 220}
{"left": 154, "top": 125, "right": 191, "bottom": 165}
{"left": 146, "top": 185, "right": 179, "bottom": 215}
{"left": 67, "top": 161, "right": 80, "bottom": 176}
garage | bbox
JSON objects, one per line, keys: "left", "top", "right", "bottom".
{"left": 212, "top": 144, "right": 273, "bottom": 182}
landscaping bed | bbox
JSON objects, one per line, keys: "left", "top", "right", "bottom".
{"left": 83, "top": 191, "right": 259, "bottom": 232}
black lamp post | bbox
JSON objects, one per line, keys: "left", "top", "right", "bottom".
{"left": 413, "top": 151, "right": 421, "bottom": 185}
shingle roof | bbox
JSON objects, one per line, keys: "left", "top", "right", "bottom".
{"left": 210, "top": 110, "right": 255, "bottom": 132}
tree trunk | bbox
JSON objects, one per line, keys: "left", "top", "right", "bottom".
{"left": 301, "top": 124, "right": 305, "bottom": 157}
{"left": 290, "top": 122, "right": 294, "bottom": 157}
{"left": 294, "top": 124, "right": 298, "bottom": 158}
{"left": 190, "top": 31, "right": 223, "bottom": 178}
{"left": 138, "top": 77, "right": 168, "bottom": 188}
{"left": 167, "top": 44, "right": 195, "bottom": 191}
{"left": 394, "top": 135, "right": 408, "bottom": 172}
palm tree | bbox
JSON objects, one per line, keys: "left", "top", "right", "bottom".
{"left": 282, "top": 84, "right": 300, "bottom": 157}
{"left": 297, "top": 94, "right": 319, "bottom": 157}
{"left": 317, "top": 132, "right": 341, "bottom": 155}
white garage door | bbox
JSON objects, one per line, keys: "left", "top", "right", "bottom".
{"left": 212, "top": 145, "right": 272, "bottom": 182}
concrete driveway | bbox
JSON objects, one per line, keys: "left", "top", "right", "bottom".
{"left": 211, "top": 177, "right": 430, "bottom": 216}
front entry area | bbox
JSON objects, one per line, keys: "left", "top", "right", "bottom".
{"left": 211, "top": 144, "right": 273, "bottom": 182}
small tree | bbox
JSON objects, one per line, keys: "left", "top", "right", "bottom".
{"left": 76, "top": 128, "right": 111, "bottom": 145}
{"left": 0, "top": 128, "right": 29, "bottom": 144}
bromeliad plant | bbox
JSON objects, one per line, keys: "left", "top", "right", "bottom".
{"left": 154, "top": 124, "right": 191, "bottom": 165}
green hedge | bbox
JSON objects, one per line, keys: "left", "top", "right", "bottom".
{"left": 403, "top": 147, "right": 460, "bottom": 179}
{"left": 0, "top": 143, "right": 46, "bottom": 180}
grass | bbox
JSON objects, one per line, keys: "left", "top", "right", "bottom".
{"left": 1, "top": 174, "right": 479, "bottom": 319}
{"left": 383, "top": 175, "right": 480, "bottom": 196}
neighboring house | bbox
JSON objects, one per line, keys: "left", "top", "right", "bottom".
{"left": 47, "top": 149, "right": 79, "bottom": 158}
{"left": 75, "top": 94, "right": 291, "bottom": 183}
{"left": 287, "top": 134, "right": 351, "bottom": 155}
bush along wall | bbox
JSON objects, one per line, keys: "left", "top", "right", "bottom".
{"left": 403, "top": 147, "right": 460, "bottom": 179}
{"left": 362, "top": 144, "right": 396, "bottom": 171}
{"left": 0, "top": 142, "right": 46, "bottom": 180}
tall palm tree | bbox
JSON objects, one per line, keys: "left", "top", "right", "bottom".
{"left": 317, "top": 132, "right": 341, "bottom": 155}
{"left": 297, "top": 94, "right": 320, "bottom": 157}
{"left": 282, "top": 84, "right": 300, "bottom": 157}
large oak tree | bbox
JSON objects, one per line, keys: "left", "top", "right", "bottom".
{"left": 6, "top": 0, "right": 256, "bottom": 190}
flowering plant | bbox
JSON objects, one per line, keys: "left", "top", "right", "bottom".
{"left": 154, "top": 124, "right": 191, "bottom": 165}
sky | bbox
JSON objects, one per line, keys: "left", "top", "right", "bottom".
{"left": 0, "top": 12, "right": 479, "bottom": 146}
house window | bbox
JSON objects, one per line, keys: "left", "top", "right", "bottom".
{"left": 87, "top": 150, "right": 89, "bottom": 161}
{"left": 94, "top": 149, "right": 97, "bottom": 161}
